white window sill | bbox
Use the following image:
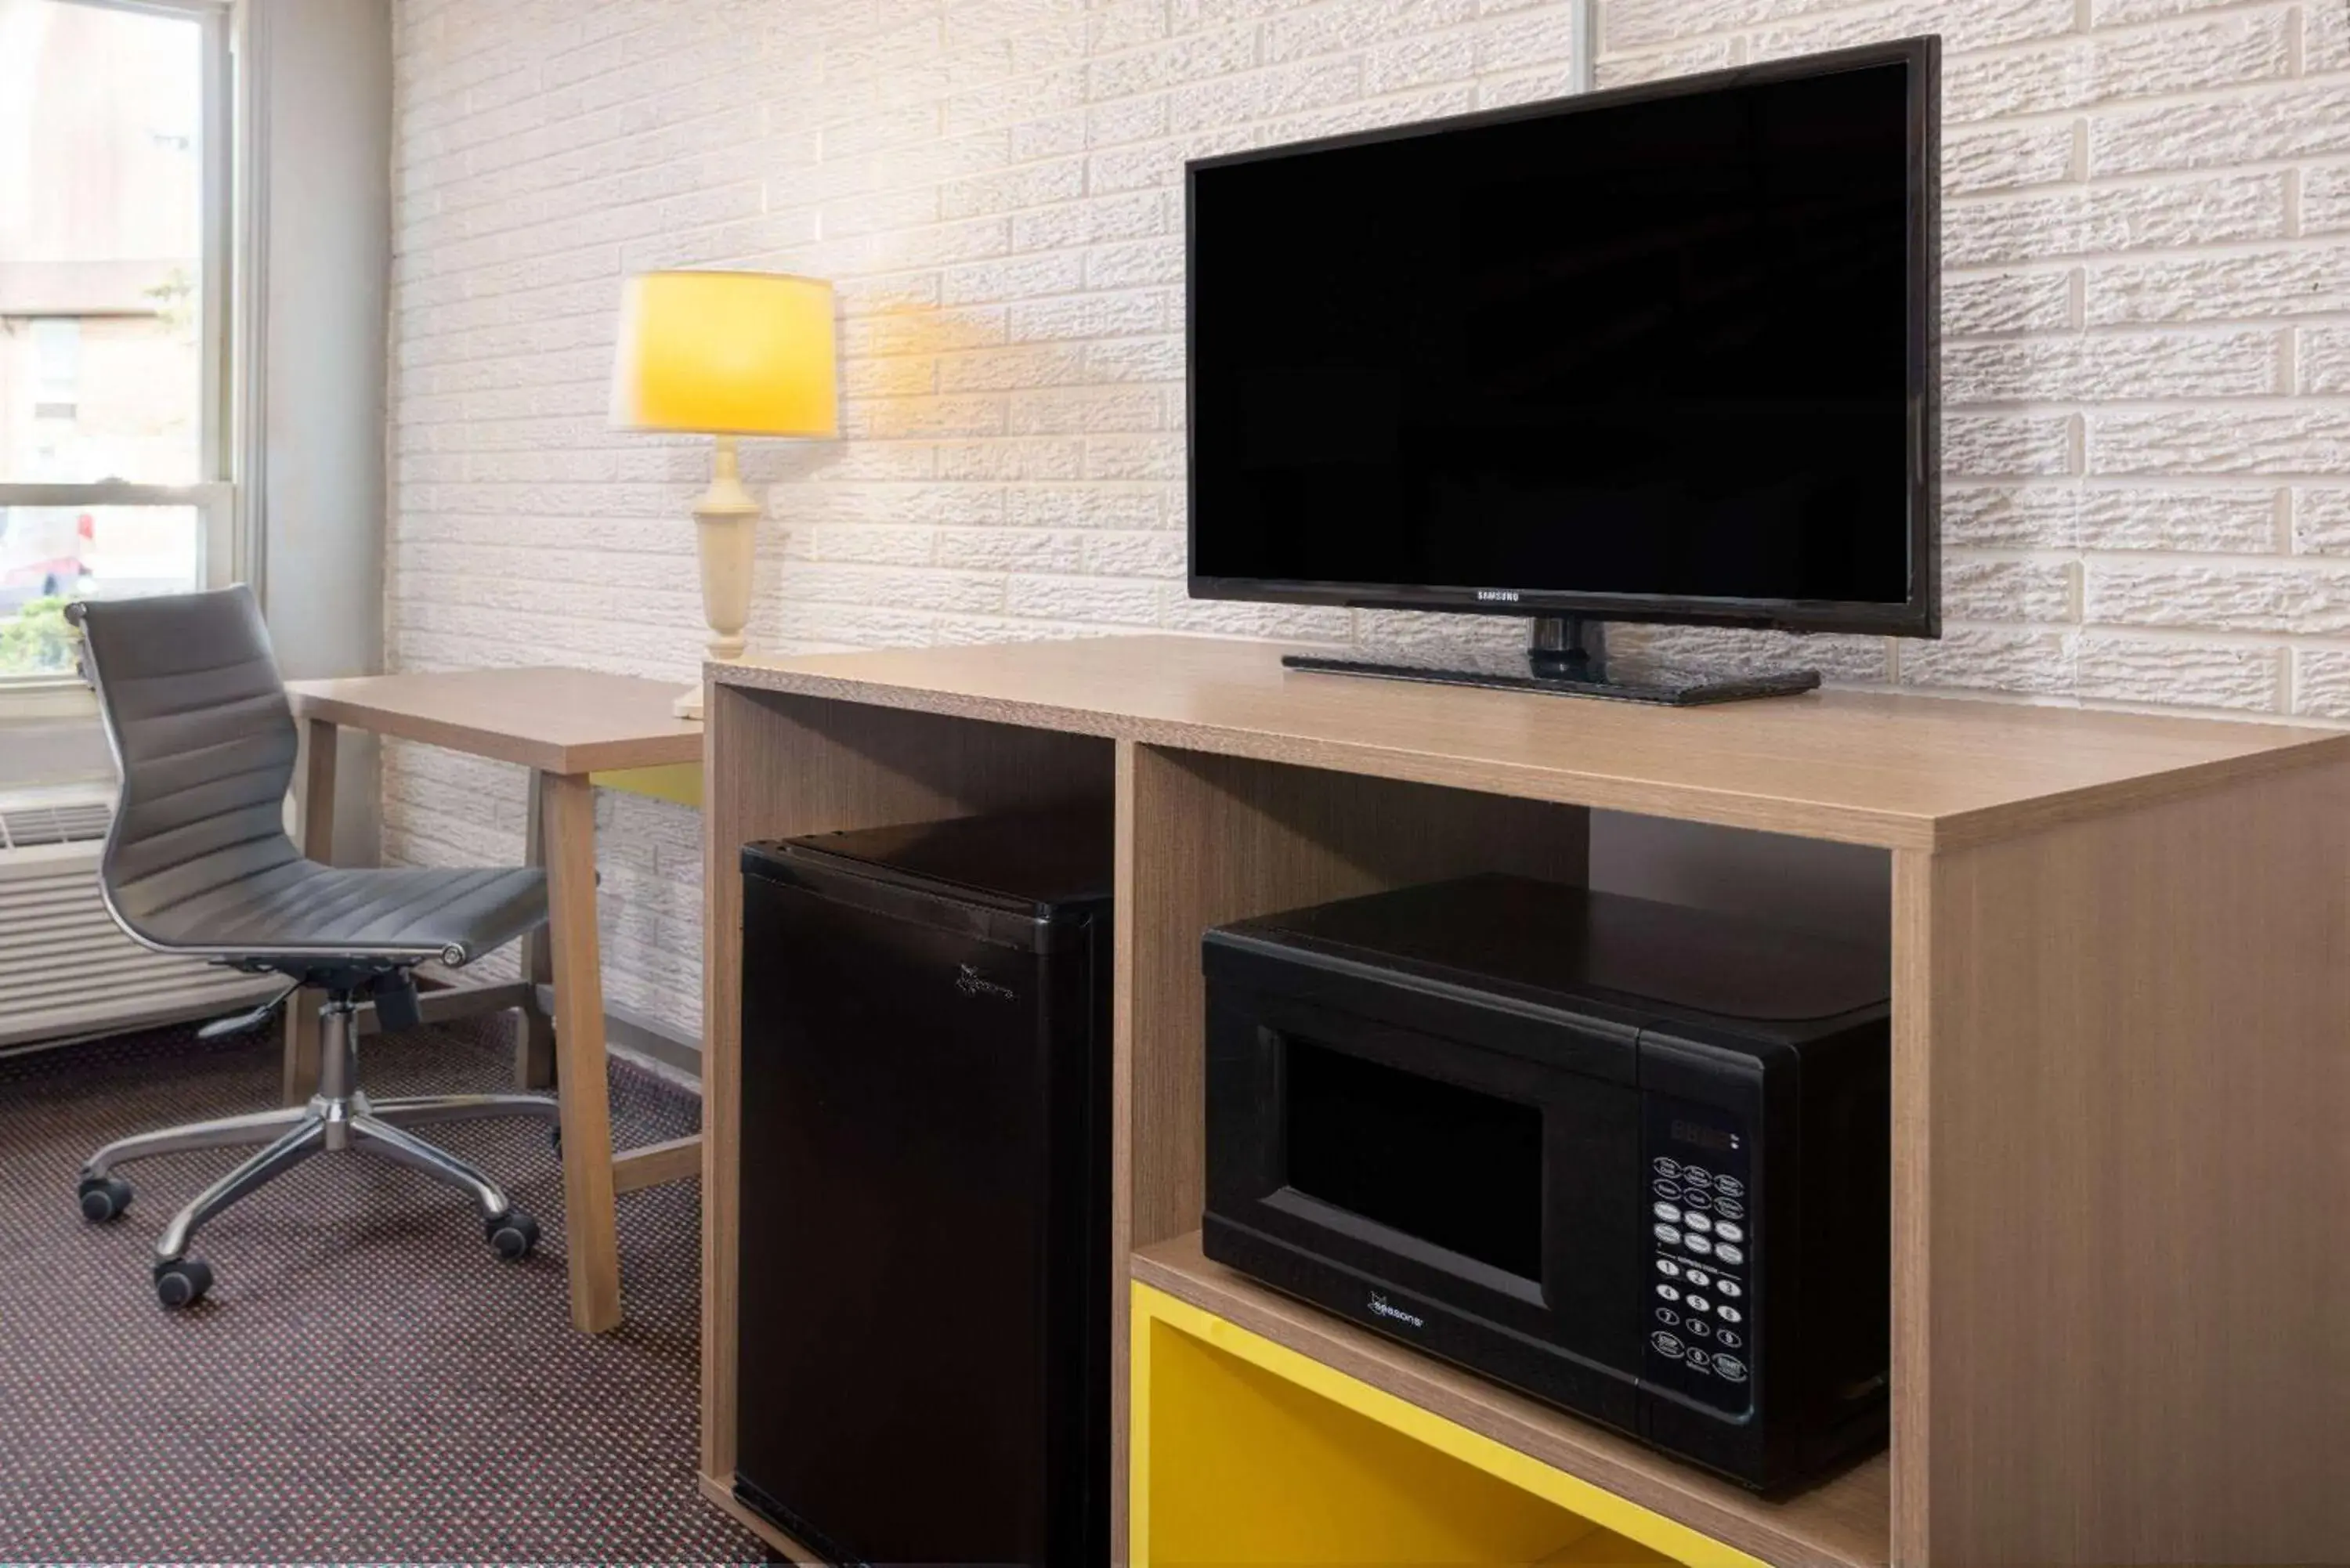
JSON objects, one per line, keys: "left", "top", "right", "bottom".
{"left": 0, "top": 681, "right": 99, "bottom": 723}
{"left": 0, "top": 693, "right": 111, "bottom": 791}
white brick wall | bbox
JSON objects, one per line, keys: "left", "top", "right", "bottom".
{"left": 389, "top": 0, "right": 2350, "bottom": 1036}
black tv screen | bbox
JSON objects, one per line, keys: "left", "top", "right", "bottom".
{"left": 1187, "top": 39, "right": 1939, "bottom": 636}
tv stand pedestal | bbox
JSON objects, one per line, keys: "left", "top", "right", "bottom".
{"left": 1282, "top": 615, "right": 1823, "bottom": 705}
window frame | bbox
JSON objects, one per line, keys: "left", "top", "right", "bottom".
{"left": 0, "top": 0, "right": 237, "bottom": 702}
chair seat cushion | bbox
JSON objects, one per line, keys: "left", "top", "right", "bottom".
{"left": 130, "top": 861, "right": 548, "bottom": 968}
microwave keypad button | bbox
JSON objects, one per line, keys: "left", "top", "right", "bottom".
{"left": 1647, "top": 1094, "right": 1757, "bottom": 1385}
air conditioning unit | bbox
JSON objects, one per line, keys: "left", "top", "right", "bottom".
{"left": 0, "top": 783, "right": 278, "bottom": 1053}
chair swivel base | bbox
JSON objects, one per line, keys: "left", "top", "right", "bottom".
{"left": 76, "top": 996, "right": 559, "bottom": 1309}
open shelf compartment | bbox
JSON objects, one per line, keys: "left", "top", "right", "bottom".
{"left": 1135, "top": 1235, "right": 1887, "bottom": 1568}
{"left": 1135, "top": 1282, "right": 1694, "bottom": 1567}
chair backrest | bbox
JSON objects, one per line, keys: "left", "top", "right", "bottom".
{"left": 70, "top": 586, "right": 304, "bottom": 945}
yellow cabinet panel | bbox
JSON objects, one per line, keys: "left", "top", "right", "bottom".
{"left": 590, "top": 762, "right": 703, "bottom": 808}
{"left": 1133, "top": 1284, "right": 1761, "bottom": 1568}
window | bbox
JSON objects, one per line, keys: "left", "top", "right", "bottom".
{"left": 29, "top": 317, "right": 79, "bottom": 423}
{"left": 0, "top": 0, "right": 232, "bottom": 683}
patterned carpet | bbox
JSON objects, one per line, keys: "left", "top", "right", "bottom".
{"left": 0, "top": 1016, "right": 769, "bottom": 1565}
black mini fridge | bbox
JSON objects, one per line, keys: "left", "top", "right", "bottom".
{"left": 734, "top": 811, "right": 1113, "bottom": 1568}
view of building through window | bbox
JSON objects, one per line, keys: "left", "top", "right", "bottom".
{"left": 0, "top": 0, "right": 215, "bottom": 677}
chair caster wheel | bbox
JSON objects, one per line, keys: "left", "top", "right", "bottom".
{"left": 487, "top": 1209, "right": 540, "bottom": 1260}
{"left": 78, "top": 1174, "right": 132, "bottom": 1223}
{"left": 154, "top": 1256, "right": 213, "bottom": 1309}
{"left": 548, "top": 1124, "right": 562, "bottom": 1154}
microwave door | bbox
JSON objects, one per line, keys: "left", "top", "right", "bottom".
{"left": 1206, "top": 989, "right": 1647, "bottom": 1389}
{"left": 1277, "top": 1035, "right": 1547, "bottom": 1295}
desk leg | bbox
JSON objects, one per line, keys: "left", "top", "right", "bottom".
{"left": 542, "top": 769, "right": 624, "bottom": 1334}
{"left": 281, "top": 718, "right": 338, "bottom": 1105}
{"left": 514, "top": 768, "right": 558, "bottom": 1090}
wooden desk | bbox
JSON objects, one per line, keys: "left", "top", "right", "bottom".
{"left": 286, "top": 667, "right": 705, "bottom": 1333}
{"left": 699, "top": 634, "right": 2350, "bottom": 1566}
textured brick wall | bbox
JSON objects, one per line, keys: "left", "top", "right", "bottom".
{"left": 389, "top": 0, "right": 2350, "bottom": 1037}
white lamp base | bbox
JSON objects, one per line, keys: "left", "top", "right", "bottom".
{"left": 682, "top": 433, "right": 759, "bottom": 726}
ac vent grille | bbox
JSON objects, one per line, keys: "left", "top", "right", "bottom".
{"left": 0, "top": 803, "right": 112, "bottom": 850}
{"left": 0, "top": 841, "right": 276, "bottom": 1050}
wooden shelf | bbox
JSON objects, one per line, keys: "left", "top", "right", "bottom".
{"left": 720, "top": 634, "right": 2350, "bottom": 850}
{"left": 287, "top": 667, "right": 703, "bottom": 775}
{"left": 1133, "top": 1232, "right": 1888, "bottom": 1568}
{"left": 703, "top": 638, "right": 2350, "bottom": 1564}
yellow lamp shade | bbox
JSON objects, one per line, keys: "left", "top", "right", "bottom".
{"left": 610, "top": 269, "right": 838, "bottom": 437}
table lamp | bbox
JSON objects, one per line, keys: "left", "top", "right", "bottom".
{"left": 611, "top": 269, "right": 838, "bottom": 719}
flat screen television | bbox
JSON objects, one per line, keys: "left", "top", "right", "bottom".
{"left": 1185, "top": 38, "right": 1940, "bottom": 704}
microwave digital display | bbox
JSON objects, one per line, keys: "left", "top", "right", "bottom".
{"left": 1670, "top": 1118, "right": 1741, "bottom": 1154}
{"left": 1282, "top": 1036, "right": 1544, "bottom": 1281}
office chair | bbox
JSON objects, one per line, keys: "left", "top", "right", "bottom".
{"left": 67, "top": 586, "right": 561, "bottom": 1309}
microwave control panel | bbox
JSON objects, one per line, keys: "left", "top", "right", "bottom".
{"left": 1642, "top": 1097, "right": 1754, "bottom": 1414}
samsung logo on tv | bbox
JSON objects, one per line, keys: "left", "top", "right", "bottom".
{"left": 1368, "top": 1291, "right": 1425, "bottom": 1328}
{"left": 1475, "top": 588, "right": 1520, "bottom": 603}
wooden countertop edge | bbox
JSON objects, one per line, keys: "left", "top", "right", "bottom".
{"left": 1131, "top": 1236, "right": 1888, "bottom": 1568}
{"left": 712, "top": 662, "right": 2350, "bottom": 852}
{"left": 710, "top": 664, "right": 1933, "bottom": 848}
{"left": 284, "top": 687, "right": 703, "bottom": 775}
{"left": 1926, "top": 728, "right": 2350, "bottom": 850}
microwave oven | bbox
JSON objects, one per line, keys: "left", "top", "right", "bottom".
{"left": 1202, "top": 875, "right": 1890, "bottom": 1493}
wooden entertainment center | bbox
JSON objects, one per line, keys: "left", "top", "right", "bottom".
{"left": 697, "top": 633, "right": 2350, "bottom": 1566}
